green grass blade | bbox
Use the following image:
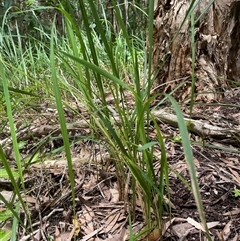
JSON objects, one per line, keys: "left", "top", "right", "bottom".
{"left": 167, "top": 95, "right": 212, "bottom": 240}
{"left": 0, "top": 63, "right": 29, "bottom": 218}
{"left": 10, "top": 201, "right": 20, "bottom": 241}
{"left": 189, "top": 11, "right": 196, "bottom": 116}
{"left": 82, "top": 0, "right": 118, "bottom": 76}
{"left": 146, "top": 0, "right": 154, "bottom": 96}
{"left": 0, "top": 85, "right": 38, "bottom": 97}
{"left": 50, "top": 22, "right": 76, "bottom": 211}
{"left": 194, "top": 0, "right": 215, "bottom": 25}
{"left": 60, "top": 51, "right": 135, "bottom": 93}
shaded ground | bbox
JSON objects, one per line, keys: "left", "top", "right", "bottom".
{"left": 0, "top": 88, "right": 240, "bottom": 241}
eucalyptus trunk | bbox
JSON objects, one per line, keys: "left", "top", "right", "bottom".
{"left": 153, "top": 1, "right": 240, "bottom": 102}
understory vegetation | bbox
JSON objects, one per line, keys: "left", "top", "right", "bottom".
{"left": 0, "top": 0, "right": 239, "bottom": 241}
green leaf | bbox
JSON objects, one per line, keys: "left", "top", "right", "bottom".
{"left": 18, "top": 141, "right": 26, "bottom": 150}
{"left": 233, "top": 188, "right": 240, "bottom": 198}
{"left": 0, "top": 85, "right": 38, "bottom": 97}
{"left": 0, "top": 169, "right": 19, "bottom": 179}
{"left": 0, "top": 209, "right": 13, "bottom": 221}
{"left": 0, "top": 229, "right": 11, "bottom": 241}
{"left": 138, "top": 142, "right": 158, "bottom": 151}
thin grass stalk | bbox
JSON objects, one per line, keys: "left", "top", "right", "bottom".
{"left": 85, "top": 0, "right": 118, "bottom": 76}
{"left": 0, "top": 62, "right": 25, "bottom": 192}
{"left": 58, "top": 9, "right": 92, "bottom": 82}
{"left": 146, "top": 0, "right": 154, "bottom": 98}
{"left": 76, "top": 1, "right": 136, "bottom": 158}
{"left": 0, "top": 185, "right": 24, "bottom": 228}
{"left": 64, "top": 17, "right": 88, "bottom": 94}
{"left": 15, "top": 23, "right": 28, "bottom": 86}
{"left": 189, "top": 12, "right": 196, "bottom": 116}
{"left": 59, "top": 53, "right": 134, "bottom": 160}
{"left": 59, "top": 6, "right": 106, "bottom": 124}
{"left": 57, "top": 8, "right": 98, "bottom": 150}
{"left": 167, "top": 95, "right": 212, "bottom": 241}
{"left": 11, "top": 202, "right": 21, "bottom": 241}
{"left": 111, "top": 1, "right": 151, "bottom": 165}
{"left": 50, "top": 24, "right": 76, "bottom": 214}
{"left": 0, "top": 64, "right": 31, "bottom": 236}
{"left": 151, "top": 115, "right": 170, "bottom": 226}
{"left": 78, "top": 0, "right": 110, "bottom": 119}
{"left": 194, "top": 0, "right": 215, "bottom": 25}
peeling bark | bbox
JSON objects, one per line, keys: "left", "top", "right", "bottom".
{"left": 153, "top": 0, "right": 240, "bottom": 102}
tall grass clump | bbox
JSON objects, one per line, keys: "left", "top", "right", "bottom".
{"left": 50, "top": 0, "right": 213, "bottom": 239}
{"left": 49, "top": 0, "right": 169, "bottom": 235}
{"left": 0, "top": 0, "right": 214, "bottom": 240}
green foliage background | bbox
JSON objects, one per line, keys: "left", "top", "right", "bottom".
{"left": 0, "top": 0, "right": 148, "bottom": 44}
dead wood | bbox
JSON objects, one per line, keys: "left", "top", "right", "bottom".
{"left": 1, "top": 109, "right": 239, "bottom": 154}
{"left": 152, "top": 109, "right": 240, "bottom": 141}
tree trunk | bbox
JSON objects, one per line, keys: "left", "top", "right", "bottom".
{"left": 153, "top": 0, "right": 240, "bottom": 102}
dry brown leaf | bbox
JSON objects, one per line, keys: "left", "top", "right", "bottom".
{"left": 59, "top": 231, "right": 73, "bottom": 241}
{"left": 25, "top": 196, "right": 37, "bottom": 204}
{"left": 161, "top": 217, "right": 176, "bottom": 237}
{"left": 110, "top": 219, "right": 127, "bottom": 234}
{"left": 223, "top": 208, "right": 240, "bottom": 216}
{"left": 206, "top": 221, "right": 220, "bottom": 229}
{"left": 104, "top": 209, "right": 119, "bottom": 224}
{"left": 106, "top": 228, "right": 128, "bottom": 241}
{"left": 170, "top": 161, "right": 188, "bottom": 178}
{"left": 84, "top": 211, "right": 94, "bottom": 232}
{"left": 221, "top": 220, "right": 232, "bottom": 240}
{"left": 81, "top": 227, "right": 104, "bottom": 241}
{"left": 105, "top": 212, "right": 121, "bottom": 233}
{"left": 0, "top": 191, "right": 13, "bottom": 202}
{"left": 33, "top": 229, "right": 41, "bottom": 241}
{"left": 149, "top": 228, "right": 161, "bottom": 241}
{"left": 110, "top": 183, "right": 119, "bottom": 203}
{"left": 100, "top": 183, "right": 111, "bottom": 200}
{"left": 172, "top": 222, "right": 195, "bottom": 238}
{"left": 193, "top": 157, "right": 200, "bottom": 168}
{"left": 84, "top": 205, "right": 95, "bottom": 217}
{"left": 228, "top": 167, "right": 240, "bottom": 183}
{"left": 54, "top": 227, "right": 61, "bottom": 241}
{"left": 187, "top": 217, "right": 205, "bottom": 232}
{"left": 79, "top": 145, "right": 91, "bottom": 160}
{"left": 231, "top": 233, "right": 239, "bottom": 241}
{"left": 187, "top": 217, "right": 219, "bottom": 233}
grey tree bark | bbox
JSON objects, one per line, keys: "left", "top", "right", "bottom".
{"left": 153, "top": 0, "right": 240, "bottom": 102}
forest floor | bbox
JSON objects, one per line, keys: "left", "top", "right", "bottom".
{"left": 1, "top": 88, "right": 240, "bottom": 241}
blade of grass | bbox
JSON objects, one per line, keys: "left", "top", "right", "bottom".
{"left": 10, "top": 201, "right": 20, "bottom": 241}
{"left": 167, "top": 94, "right": 212, "bottom": 241}
{"left": 60, "top": 51, "right": 135, "bottom": 93}
{"left": 0, "top": 62, "right": 29, "bottom": 219}
{"left": 50, "top": 22, "right": 76, "bottom": 213}
{"left": 189, "top": 11, "right": 196, "bottom": 116}
{"left": 82, "top": 0, "right": 119, "bottom": 77}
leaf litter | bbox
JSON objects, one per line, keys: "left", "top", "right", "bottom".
{"left": 0, "top": 90, "right": 240, "bottom": 240}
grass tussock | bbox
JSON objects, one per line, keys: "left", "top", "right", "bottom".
{"left": 0, "top": 1, "right": 216, "bottom": 240}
